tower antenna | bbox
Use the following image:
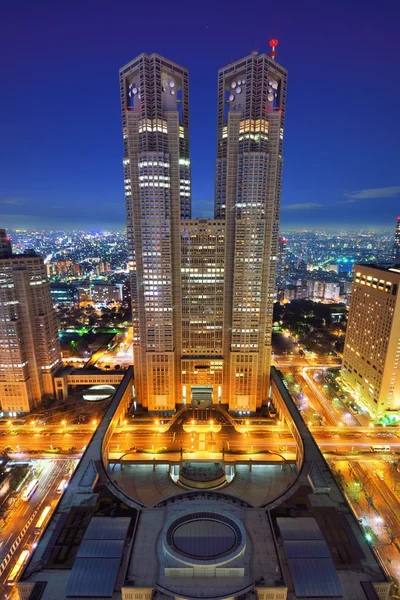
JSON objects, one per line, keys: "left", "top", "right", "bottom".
{"left": 269, "top": 39, "right": 278, "bottom": 60}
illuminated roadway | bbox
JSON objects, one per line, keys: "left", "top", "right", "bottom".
{"left": 0, "top": 458, "right": 77, "bottom": 595}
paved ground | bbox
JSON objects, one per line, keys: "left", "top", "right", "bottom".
{"left": 109, "top": 462, "right": 296, "bottom": 507}
{"left": 223, "top": 464, "right": 296, "bottom": 506}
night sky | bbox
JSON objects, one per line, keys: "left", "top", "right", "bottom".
{"left": 1, "top": 0, "right": 399, "bottom": 230}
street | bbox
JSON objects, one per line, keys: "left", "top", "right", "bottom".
{"left": 0, "top": 458, "right": 78, "bottom": 595}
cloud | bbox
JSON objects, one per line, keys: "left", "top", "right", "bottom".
{"left": 281, "top": 202, "right": 323, "bottom": 211}
{"left": 0, "top": 198, "right": 24, "bottom": 206}
{"left": 345, "top": 186, "right": 400, "bottom": 200}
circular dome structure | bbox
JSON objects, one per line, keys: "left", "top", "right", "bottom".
{"left": 173, "top": 520, "right": 236, "bottom": 558}
{"left": 82, "top": 384, "right": 115, "bottom": 402}
{"left": 165, "top": 512, "right": 244, "bottom": 564}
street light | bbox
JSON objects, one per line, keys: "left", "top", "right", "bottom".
{"left": 92, "top": 419, "right": 98, "bottom": 427}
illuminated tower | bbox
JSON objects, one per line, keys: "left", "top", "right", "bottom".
{"left": 0, "top": 231, "right": 62, "bottom": 414}
{"left": 392, "top": 216, "right": 400, "bottom": 263}
{"left": 215, "top": 41, "right": 287, "bottom": 412}
{"left": 120, "top": 54, "right": 191, "bottom": 413}
{"left": 277, "top": 235, "right": 288, "bottom": 287}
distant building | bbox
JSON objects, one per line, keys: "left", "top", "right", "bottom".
{"left": 392, "top": 216, "right": 400, "bottom": 263}
{"left": 0, "top": 230, "right": 12, "bottom": 258}
{"left": 50, "top": 283, "right": 78, "bottom": 307}
{"left": 0, "top": 230, "right": 62, "bottom": 414}
{"left": 47, "top": 259, "right": 81, "bottom": 278}
{"left": 306, "top": 280, "right": 340, "bottom": 302}
{"left": 283, "top": 284, "right": 308, "bottom": 302}
{"left": 323, "top": 282, "right": 340, "bottom": 301}
{"left": 325, "top": 263, "right": 338, "bottom": 273}
{"left": 342, "top": 264, "right": 400, "bottom": 417}
{"left": 98, "top": 261, "right": 111, "bottom": 274}
{"left": 313, "top": 280, "right": 325, "bottom": 299}
{"left": 337, "top": 258, "right": 355, "bottom": 274}
{"left": 276, "top": 236, "right": 288, "bottom": 286}
{"left": 78, "top": 283, "right": 123, "bottom": 306}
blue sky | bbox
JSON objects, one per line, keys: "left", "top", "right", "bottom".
{"left": 1, "top": 0, "right": 399, "bottom": 230}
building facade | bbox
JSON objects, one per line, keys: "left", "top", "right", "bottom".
{"left": 120, "top": 54, "right": 190, "bottom": 413}
{"left": 121, "top": 49, "right": 287, "bottom": 413}
{"left": 181, "top": 219, "right": 225, "bottom": 404}
{"left": 0, "top": 230, "right": 62, "bottom": 414}
{"left": 342, "top": 264, "right": 400, "bottom": 417}
{"left": 214, "top": 50, "right": 287, "bottom": 412}
{"left": 78, "top": 283, "right": 123, "bottom": 306}
{"left": 392, "top": 216, "right": 400, "bottom": 263}
{"left": 276, "top": 235, "right": 288, "bottom": 287}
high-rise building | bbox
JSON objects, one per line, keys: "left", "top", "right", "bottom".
{"left": 392, "top": 216, "right": 400, "bottom": 263}
{"left": 276, "top": 235, "right": 288, "bottom": 286}
{"left": 0, "top": 230, "right": 62, "bottom": 414}
{"left": 122, "top": 46, "right": 287, "bottom": 413}
{"left": 342, "top": 264, "right": 400, "bottom": 417}
{"left": 120, "top": 53, "right": 190, "bottom": 413}
{"left": 215, "top": 49, "right": 287, "bottom": 412}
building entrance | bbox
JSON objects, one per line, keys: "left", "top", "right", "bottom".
{"left": 191, "top": 385, "right": 213, "bottom": 407}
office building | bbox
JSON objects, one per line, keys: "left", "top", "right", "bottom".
{"left": 215, "top": 50, "right": 287, "bottom": 413}
{"left": 0, "top": 230, "right": 62, "bottom": 414}
{"left": 276, "top": 235, "right": 288, "bottom": 286}
{"left": 50, "top": 283, "right": 78, "bottom": 307}
{"left": 122, "top": 48, "right": 287, "bottom": 413}
{"left": 392, "top": 216, "right": 400, "bottom": 263}
{"left": 121, "top": 53, "right": 190, "bottom": 413}
{"left": 342, "top": 264, "right": 400, "bottom": 417}
{"left": 78, "top": 283, "right": 123, "bottom": 306}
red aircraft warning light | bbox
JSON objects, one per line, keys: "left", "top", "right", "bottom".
{"left": 269, "top": 39, "right": 278, "bottom": 59}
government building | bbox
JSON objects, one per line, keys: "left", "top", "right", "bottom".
{"left": 121, "top": 48, "right": 287, "bottom": 414}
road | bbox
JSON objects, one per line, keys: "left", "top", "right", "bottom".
{"left": 0, "top": 458, "right": 78, "bottom": 595}
{"left": 1, "top": 418, "right": 399, "bottom": 457}
{"left": 349, "top": 461, "right": 400, "bottom": 536}
{"left": 94, "top": 328, "right": 133, "bottom": 369}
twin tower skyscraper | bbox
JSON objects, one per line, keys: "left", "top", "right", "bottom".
{"left": 120, "top": 47, "right": 287, "bottom": 414}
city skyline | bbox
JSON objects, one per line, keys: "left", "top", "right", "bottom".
{"left": 1, "top": 0, "right": 400, "bottom": 230}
